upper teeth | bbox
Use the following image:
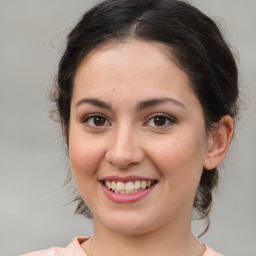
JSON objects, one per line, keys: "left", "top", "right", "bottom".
{"left": 104, "top": 180, "right": 154, "bottom": 194}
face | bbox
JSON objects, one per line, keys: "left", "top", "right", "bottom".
{"left": 69, "top": 40, "right": 210, "bottom": 235}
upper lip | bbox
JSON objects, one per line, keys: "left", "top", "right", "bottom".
{"left": 100, "top": 175, "right": 157, "bottom": 183}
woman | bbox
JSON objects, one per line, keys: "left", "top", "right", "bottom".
{"left": 23, "top": 0, "right": 239, "bottom": 255}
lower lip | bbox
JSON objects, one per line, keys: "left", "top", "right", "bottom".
{"left": 101, "top": 183, "right": 156, "bottom": 203}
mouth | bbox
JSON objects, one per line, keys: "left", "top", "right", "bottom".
{"left": 101, "top": 180, "right": 158, "bottom": 194}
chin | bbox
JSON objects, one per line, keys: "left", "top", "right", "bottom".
{"left": 99, "top": 212, "right": 158, "bottom": 236}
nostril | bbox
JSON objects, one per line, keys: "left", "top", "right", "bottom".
{"left": 105, "top": 145, "right": 145, "bottom": 169}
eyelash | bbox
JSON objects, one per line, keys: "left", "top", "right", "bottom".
{"left": 144, "top": 113, "right": 176, "bottom": 128}
{"left": 82, "top": 114, "right": 111, "bottom": 128}
{"left": 81, "top": 113, "right": 176, "bottom": 129}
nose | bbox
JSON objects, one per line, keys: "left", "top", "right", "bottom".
{"left": 105, "top": 126, "right": 144, "bottom": 169}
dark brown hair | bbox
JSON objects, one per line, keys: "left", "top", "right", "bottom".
{"left": 51, "top": 0, "right": 239, "bottom": 235}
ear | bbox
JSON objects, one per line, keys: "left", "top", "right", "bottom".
{"left": 204, "top": 115, "right": 234, "bottom": 170}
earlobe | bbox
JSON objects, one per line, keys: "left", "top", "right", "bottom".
{"left": 204, "top": 115, "right": 234, "bottom": 170}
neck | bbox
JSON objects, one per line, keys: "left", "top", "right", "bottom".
{"left": 82, "top": 217, "right": 205, "bottom": 256}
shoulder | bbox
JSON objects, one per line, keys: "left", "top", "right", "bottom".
{"left": 20, "top": 237, "right": 89, "bottom": 256}
{"left": 203, "top": 245, "right": 224, "bottom": 256}
{"left": 21, "top": 247, "right": 65, "bottom": 256}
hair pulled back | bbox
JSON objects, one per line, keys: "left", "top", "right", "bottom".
{"left": 52, "top": 0, "right": 239, "bottom": 234}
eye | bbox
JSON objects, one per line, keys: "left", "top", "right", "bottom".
{"left": 144, "top": 113, "right": 176, "bottom": 128}
{"left": 82, "top": 114, "right": 111, "bottom": 128}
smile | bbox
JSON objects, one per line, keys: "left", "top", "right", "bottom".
{"left": 103, "top": 180, "right": 157, "bottom": 194}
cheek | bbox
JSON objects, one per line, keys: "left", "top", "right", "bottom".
{"left": 148, "top": 132, "right": 206, "bottom": 186}
{"left": 68, "top": 132, "right": 106, "bottom": 179}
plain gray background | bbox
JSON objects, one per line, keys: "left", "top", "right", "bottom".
{"left": 0, "top": 1, "right": 255, "bottom": 255}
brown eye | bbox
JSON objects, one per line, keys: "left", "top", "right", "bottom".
{"left": 93, "top": 116, "right": 106, "bottom": 126}
{"left": 145, "top": 114, "right": 176, "bottom": 128}
{"left": 83, "top": 114, "right": 111, "bottom": 127}
{"left": 153, "top": 116, "right": 167, "bottom": 126}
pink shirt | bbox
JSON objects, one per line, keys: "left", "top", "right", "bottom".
{"left": 21, "top": 237, "right": 223, "bottom": 256}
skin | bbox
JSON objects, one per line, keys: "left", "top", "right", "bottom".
{"left": 68, "top": 40, "right": 233, "bottom": 256}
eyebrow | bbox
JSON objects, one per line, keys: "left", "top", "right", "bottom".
{"left": 136, "top": 97, "right": 185, "bottom": 111}
{"left": 75, "top": 97, "right": 185, "bottom": 110}
{"left": 75, "top": 98, "right": 112, "bottom": 109}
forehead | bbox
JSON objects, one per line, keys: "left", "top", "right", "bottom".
{"left": 75, "top": 40, "right": 189, "bottom": 86}
{"left": 72, "top": 40, "right": 199, "bottom": 110}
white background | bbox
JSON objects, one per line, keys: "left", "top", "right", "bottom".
{"left": 0, "top": 1, "right": 255, "bottom": 255}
